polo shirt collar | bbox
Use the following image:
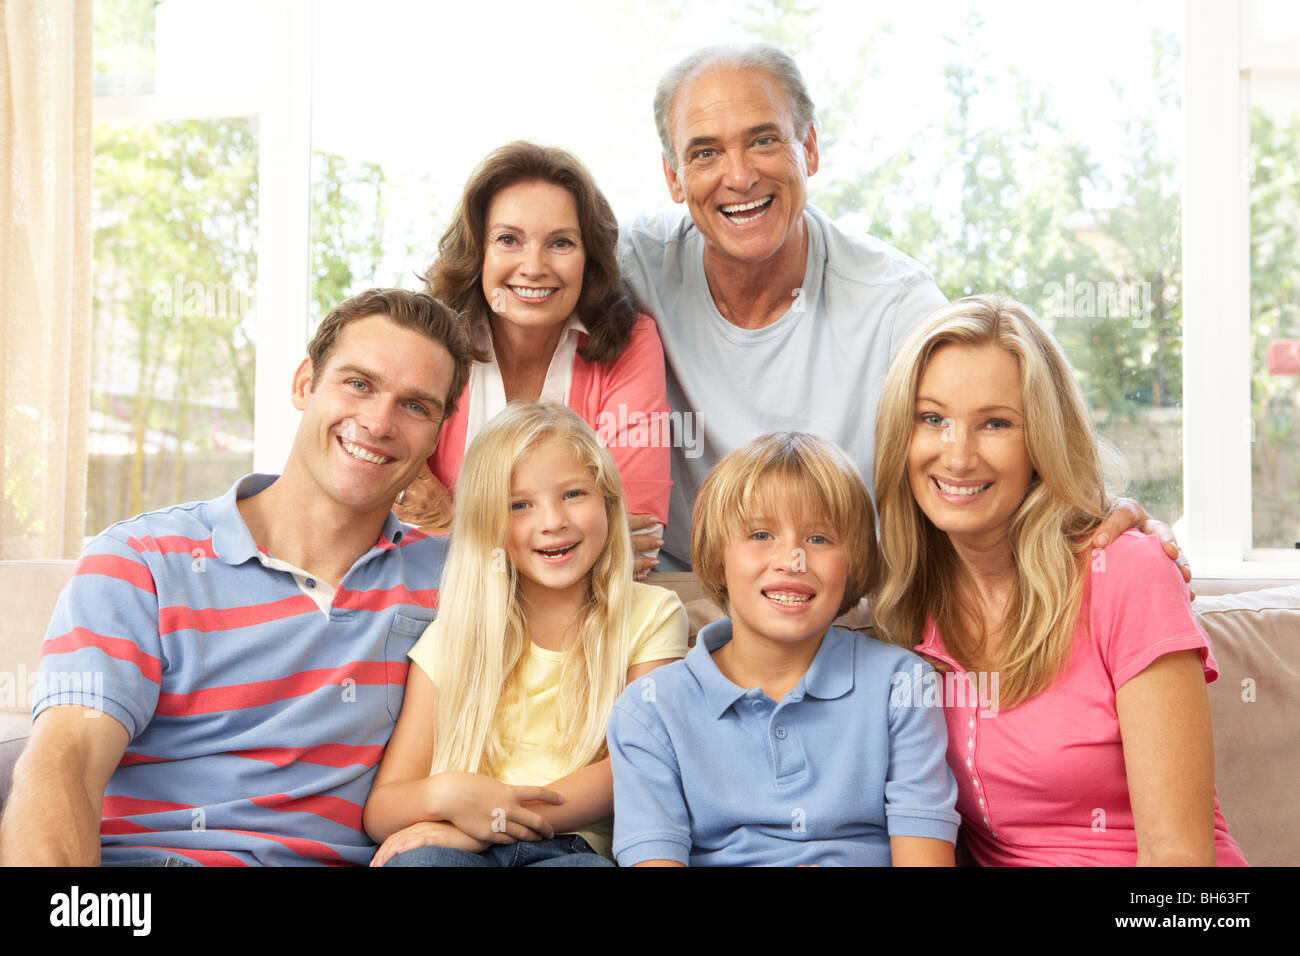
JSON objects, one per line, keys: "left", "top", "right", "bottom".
{"left": 210, "top": 473, "right": 278, "bottom": 565}
{"left": 377, "top": 511, "right": 408, "bottom": 549}
{"left": 687, "top": 620, "right": 751, "bottom": 719}
{"left": 687, "top": 621, "right": 858, "bottom": 718}
{"left": 799, "top": 627, "right": 856, "bottom": 701}
{"left": 209, "top": 473, "right": 409, "bottom": 567}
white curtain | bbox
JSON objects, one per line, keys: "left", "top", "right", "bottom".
{"left": 0, "top": 0, "right": 92, "bottom": 559}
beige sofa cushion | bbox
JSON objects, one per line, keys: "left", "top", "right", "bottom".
{"left": 1193, "top": 585, "right": 1300, "bottom": 867}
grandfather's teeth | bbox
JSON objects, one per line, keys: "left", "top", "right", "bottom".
{"left": 722, "top": 197, "right": 772, "bottom": 213}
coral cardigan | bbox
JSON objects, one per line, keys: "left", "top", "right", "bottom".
{"left": 429, "top": 314, "right": 672, "bottom": 524}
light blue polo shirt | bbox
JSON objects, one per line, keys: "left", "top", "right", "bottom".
{"left": 608, "top": 621, "right": 959, "bottom": 866}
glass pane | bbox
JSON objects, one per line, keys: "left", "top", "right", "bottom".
{"left": 804, "top": 12, "right": 1185, "bottom": 522}
{"left": 94, "top": 0, "right": 156, "bottom": 96}
{"left": 89, "top": 118, "right": 258, "bottom": 536}
{"left": 1249, "top": 71, "right": 1300, "bottom": 551}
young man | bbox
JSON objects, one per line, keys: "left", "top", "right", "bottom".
{"left": 0, "top": 289, "right": 473, "bottom": 866}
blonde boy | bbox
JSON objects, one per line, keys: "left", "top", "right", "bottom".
{"left": 607, "top": 432, "right": 958, "bottom": 866}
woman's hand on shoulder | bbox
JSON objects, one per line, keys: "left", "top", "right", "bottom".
{"left": 369, "top": 820, "right": 492, "bottom": 867}
{"left": 431, "top": 771, "right": 564, "bottom": 844}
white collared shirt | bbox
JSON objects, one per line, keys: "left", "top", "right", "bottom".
{"left": 464, "top": 315, "right": 589, "bottom": 449}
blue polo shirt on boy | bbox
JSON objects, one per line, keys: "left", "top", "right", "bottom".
{"left": 608, "top": 621, "right": 959, "bottom": 866}
{"left": 31, "top": 474, "right": 446, "bottom": 866}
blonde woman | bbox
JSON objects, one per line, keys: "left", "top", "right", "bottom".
{"left": 872, "top": 295, "right": 1246, "bottom": 866}
{"left": 364, "top": 402, "right": 687, "bottom": 866}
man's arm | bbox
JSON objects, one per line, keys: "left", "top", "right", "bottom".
{"left": 2, "top": 527, "right": 163, "bottom": 866}
{"left": 1091, "top": 499, "right": 1193, "bottom": 590}
{"left": 0, "top": 706, "right": 129, "bottom": 866}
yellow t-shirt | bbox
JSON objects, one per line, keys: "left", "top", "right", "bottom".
{"left": 408, "top": 582, "right": 689, "bottom": 858}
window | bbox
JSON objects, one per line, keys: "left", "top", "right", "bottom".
{"left": 90, "top": 0, "right": 260, "bottom": 534}
{"left": 46, "top": 0, "right": 1298, "bottom": 579}
{"left": 1185, "top": 0, "right": 1300, "bottom": 574}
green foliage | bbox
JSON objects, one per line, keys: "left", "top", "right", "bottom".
{"left": 1249, "top": 106, "right": 1300, "bottom": 547}
{"left": 93, "top": 0, "right": 156, "bottom": 90}
{"left": 311, "top": 153, "right": 387, "bottom": 329}
{"left": 91, "top": 117, "right": 257, "bottom": 530}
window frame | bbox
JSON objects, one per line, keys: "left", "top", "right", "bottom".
{"left": 1183, "top": 0, "right": 1300, "bottom": 577}
{"left": 93, "top": 1, "right": 312, "bottom": 484}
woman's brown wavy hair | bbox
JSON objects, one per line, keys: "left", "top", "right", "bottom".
{"left": 420, "top": 141, "right": 636, "bottom": 365}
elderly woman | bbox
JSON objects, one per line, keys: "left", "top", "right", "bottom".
{"left": 395, "top": 141, "right": 671, "bottom": 577}
{"left": 871, "top": 294, "right": 1246, "bottom": 866}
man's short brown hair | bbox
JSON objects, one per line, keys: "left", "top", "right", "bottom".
{"left": 307, "top": 288, "right": 473, "bottom": 419}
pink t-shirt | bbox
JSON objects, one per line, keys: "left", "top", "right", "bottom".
{"left": 914, "top": 530, "right": 1247, "bottom": 866}
{"left": 429, "top": 314, "right": 673, "bottom": 524}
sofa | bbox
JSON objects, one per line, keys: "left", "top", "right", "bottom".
{"left": 3, "top": 560, "right": 1297, "bottom": 865}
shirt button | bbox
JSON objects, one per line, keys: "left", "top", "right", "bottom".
{"left": 983, "top": 816, "right": 990, "bottom": 826}
{"left": 973, "top": 780, "right": 980, "bottom": 789}
{"left": 978, "top": 798, "right": 985, "bottom": 807}
{"left": 305, "top": 578, "right": 316, "bottom": 588}
{"left": 965, "top": 758, "right": 972, "bottom": 768}
{"left": 968, "top": 718, "right": 975, "bottom": 729}
{"left": 774, "top": 727, "right": 787, "bottom": 739}
{"left": 967, "top": 738, "right": 974, "bottom": 749}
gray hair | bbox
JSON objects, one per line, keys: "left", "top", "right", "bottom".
{"left": 653, "top": 44, "right": 816, "bottom": 170}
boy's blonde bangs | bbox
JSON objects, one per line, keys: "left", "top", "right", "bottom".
{"left": 691, "top": 432, "right": 878, "bottom": 616}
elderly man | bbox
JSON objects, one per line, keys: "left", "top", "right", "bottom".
{"left": 620, "top": 44, "right": 1185, "bottom": 574}
{"left": 0, "top": 289, "right": 478, "bottom": 866}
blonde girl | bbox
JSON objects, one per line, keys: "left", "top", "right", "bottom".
{"left": 364, "top": 401, "right": 687, "bottom": 866}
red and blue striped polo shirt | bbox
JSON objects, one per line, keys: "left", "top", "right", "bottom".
{"left": 32, "top": 474, "right": 446, "bottom": 866}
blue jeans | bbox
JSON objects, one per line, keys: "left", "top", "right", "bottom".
{"left": 102, "top": 856, "right": 199, "bottom": 867}
{"left": 384, "top": 834, "right": 613, "bottom": 867}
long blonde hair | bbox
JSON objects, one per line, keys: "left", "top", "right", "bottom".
{"left": 873, "top": 295, "right": 1119, "bottom": 706}
{"left": 426, "top": 401, "right": 634, "bottom": 778}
